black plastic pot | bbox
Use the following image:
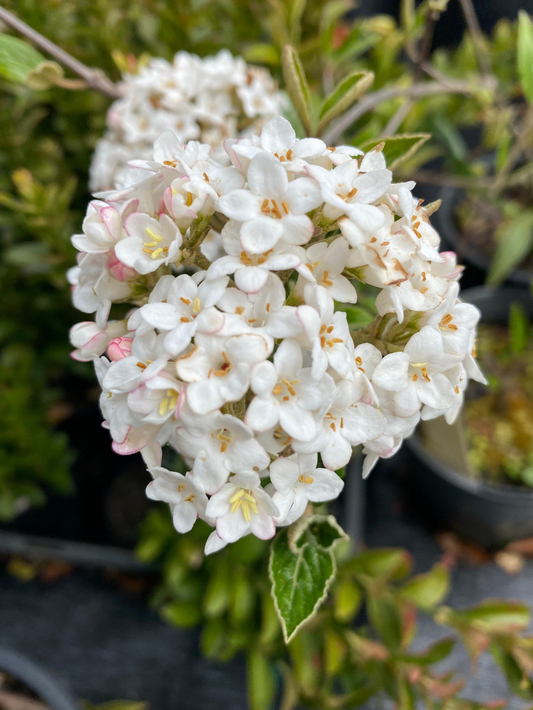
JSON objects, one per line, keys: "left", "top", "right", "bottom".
{"left": 405, "top": 286, "right": 533, "bottom": 549}
{"left": 434, "top": 186, "right": 531, "bottom": 287}
{"left": 0, "top": 646, "right": 81, "bottom": 710}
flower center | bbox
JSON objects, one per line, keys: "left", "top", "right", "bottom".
{"left": 210, "top": 352, "right": 232, "bottom": 378}
{"left": 273, "top": 378, "right": 299, "bottom": 401}
{"left": 239, "top": 249, "right": 273, "bottom": 266}
{"left": 298, "top": 474, "right": 314, "bottom": 484}
{"left": 336, "top": 186, "right": 358, "bottom": 202}
{"left": 215, "top": 429, "right": 232, "bottom": 453}
{"left": 158, "top": 388, "right": 179, "bottom": 416}
{"left": 319, "top": 323, "right": 343, "bottom": 349}
{"left": 229, "top": 488, "right": 258, "bottom": 522}
{"left": 261, "top": 198, "right": 289, "bottom": 220}
{"left": 142, "top": 227, "right": 169, "bottom": 259}
{"left": 439, "top": 313, "right": 458, "bottom": 331}
{"left": 273, "top": 149, "right": 293, "bottom": 163}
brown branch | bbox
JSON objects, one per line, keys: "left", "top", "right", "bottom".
{"left": 322, "top": 78, "right": 492, "bottom": 145}
{"left": 458, "top": 0, "right": 491, "bottom": 77}
{"left": 0, "top": 5, "right": 121, "bottom": 98}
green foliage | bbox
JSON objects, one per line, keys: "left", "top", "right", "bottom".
{"left": 518, "top": 12, "right": 533, "bottom": 105}
{"left": 317, "top": 70, "right": 374, "bottom": 135}
{"left": 269, "top": 515, "right": 347, "bottom": 642}
{"left": 488, "top": 210, "right": 533, "bottom": 285}
{"left": 137, "top": 513, "right": 533, "bottom": 710}
{"left": 281, "top": 45, "right": 312, "bottom": 136}
{"left": 0, "top": 34, "right": 44, "bottom": 83}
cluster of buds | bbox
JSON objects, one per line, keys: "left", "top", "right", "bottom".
{"left": 89, "top": 50, "right": 284, "bottom": 192}
{"left": 70, "top": 115, "right": 485, "bottom": 552}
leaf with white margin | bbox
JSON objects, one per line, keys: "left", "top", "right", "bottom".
{"left": 269, "top": 514, "right": 348, "bottom": 643}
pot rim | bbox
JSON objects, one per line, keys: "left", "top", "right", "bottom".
{"left": 406, "top": 433, "right": 533, "bottom": 504}
{"left": 407, "top": 283, "right": 533, "bottom": 503}
{"left": 435, "top": 185, "right": 532, "bottom": 285}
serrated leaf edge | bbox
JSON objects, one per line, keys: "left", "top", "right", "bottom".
{"left": 269, "top": 516, "right": 348, "bottom": 644}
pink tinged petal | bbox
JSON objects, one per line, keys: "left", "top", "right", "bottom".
{"left": 269, "top": 457, "right": 301, "bottom": 493}
{"left": 279, "top": 402, "right": 317, "bottom": 442}
{"left": 260, "top": 116, "right": 296, "bottom": 154}
{"left": 218, "top": 190, "right": 260, "bottom": 221}
{"left": 234, "top": 265, "right": 269, "bottom": 294}
{"left": 247, "top": 152, "right": 288, "bottom": 197}
{"left": 107, "top": 337, "right": 133, "bottom": 361}
{"left": 249, "top": 513, "right": 276, "bottom": 540}
{"left": 280, "top": 214, "right": 314, "bottom": 246}
{"left": 112, "top": 426, "right": 155, "bottom": 455}
{"left": 371, "top": 352, "right": 410, "bottom": 392}
{"left": 240, "top": 217, "right": 284, "bottom": 254}
{"left": 100, "top": 206, "right": 121, "bottom": 240}
{"left": 305, "top": 468, "right": 344, "bottom": 502}
{"left": 320, "top": 433, "right": 353, "bottom": 471}
{"left": 250, "top": 360, "right": 278, "bottom": 397}
{"left": 216, "top": 510, "right": 250, "bottom": 543}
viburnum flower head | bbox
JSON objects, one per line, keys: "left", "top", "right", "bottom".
{"left": 71, "top": 111, "right": 485, "bottom": 552}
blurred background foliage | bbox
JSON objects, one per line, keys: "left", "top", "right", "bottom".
{"left": 0, "top": 0, "right": 527, "bottom": 512}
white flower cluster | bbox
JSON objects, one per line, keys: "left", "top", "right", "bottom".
{"left": 70, "top": 115, "right": 485, "bottom": 552}
{"left": 89, "top": 50, "right": 284, "bottom": 192}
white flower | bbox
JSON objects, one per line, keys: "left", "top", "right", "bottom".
{"left": 294, "top": 237, "right": 357, "bottom": 303}
{"left": 303, "top": 380, "right": 387, "bottom": 471}
{"left": 218, "top": 151, "right": 322, "bottom": 254}
{"left": 136, "top": 273, "right": 228, "bottom": 356}
{"left": 371, "top": 326, "right": 460, "bottom": 416}
{"left": 270, "top": 453, "right": 344, "bottom": 525}
{"left": 116, "top": 212, "right": 182, "bottom": 274}
{"left": 102, "top": 330, "right": 168, "bottom": 394}
{"left": 245, "top": 338, "right": 334, "bottom": 442}
{"left": 70, "top": 320, "right": 127, "bottom": 362}
{"left": 205, "top": 471, "right": 278, "bottom": 543}
{"left": 205, "top": 220, "right": 304, "bottom": 294}
{"left": 147, "top": 466, "right": 208, "bottom": 533}
{"left": 176, "top": 330, "right": 272, "bottom": 414}
{"left": 173, "top": 411, "right": 270, "bottom": 494}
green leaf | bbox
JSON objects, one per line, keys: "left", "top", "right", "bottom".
{"left": 26, "top": 60, "right": 65, "bottom": 90}
{"left": 441, "top": 600, "right": 530, "bottom": 634}
{"left": 317, "top": 71, "right": 374, "bottom": 134}
{"left": 518, "top": 12, "right": 533, "bottom": 104}
{"left": 367, "top": 594, "right": 403, "bottom": 650}
{"left": 400, "top": 563, "right": 450, "bottom": 610}
{"left": 347, "top": 548, "right": 412, "bottom": 580}
{"left": 269, "top": 515, "right": 347, "bottom": 643}
{"left": 243, "top": 44, "right": 280, "bottom": 66}
{"left": 0, "top": 34, "right": 45, "bottom": 84}
{"left": 359, "top": 134, "right": 431, "bottom": 170}
{"left": 487, "top": 211, "right": 533, "bottom": 285}
{"left": 401, "top": 637, "right": 455, "bottom": 665}
{"left": 333, "top": 577, "right": 362, "bottom": 623}
{"left": 229, "top": 567, "right": 255, "bottom": 623}
{"left": 509, "top": 301, "right": 530, "bottom": 354}
{"left": 161, "top": 599, "right": 202, "bottom": 628}
{"left": 247, "top": 649, "right": 276, "bottom": 710}
{"left": 281, "top": 44, "right": 312, "bottom": 136}
{"left": 203, "top": 557, "right": 231, "bottom": 618}
{"left": 491, "top": 643, "right": 533, "bottom": 699}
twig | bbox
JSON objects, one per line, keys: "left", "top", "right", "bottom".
{"left": 0, "top": 5, "right": 121, "bottom": 98}
{"left": 322, "top": 79, "right": 489, "bottom": 145}
{"left": 382, "top": 6, "right": 442, "bottom": 137}
{"left": 458, "top": 0, "right": 491, "bottom": 77}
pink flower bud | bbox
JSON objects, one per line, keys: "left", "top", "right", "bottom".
{"left": 108, "top": 252, "right": 136, "bottom": 282}
{"left": 107, "top": 337, "right": 133, "bottom": 361}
